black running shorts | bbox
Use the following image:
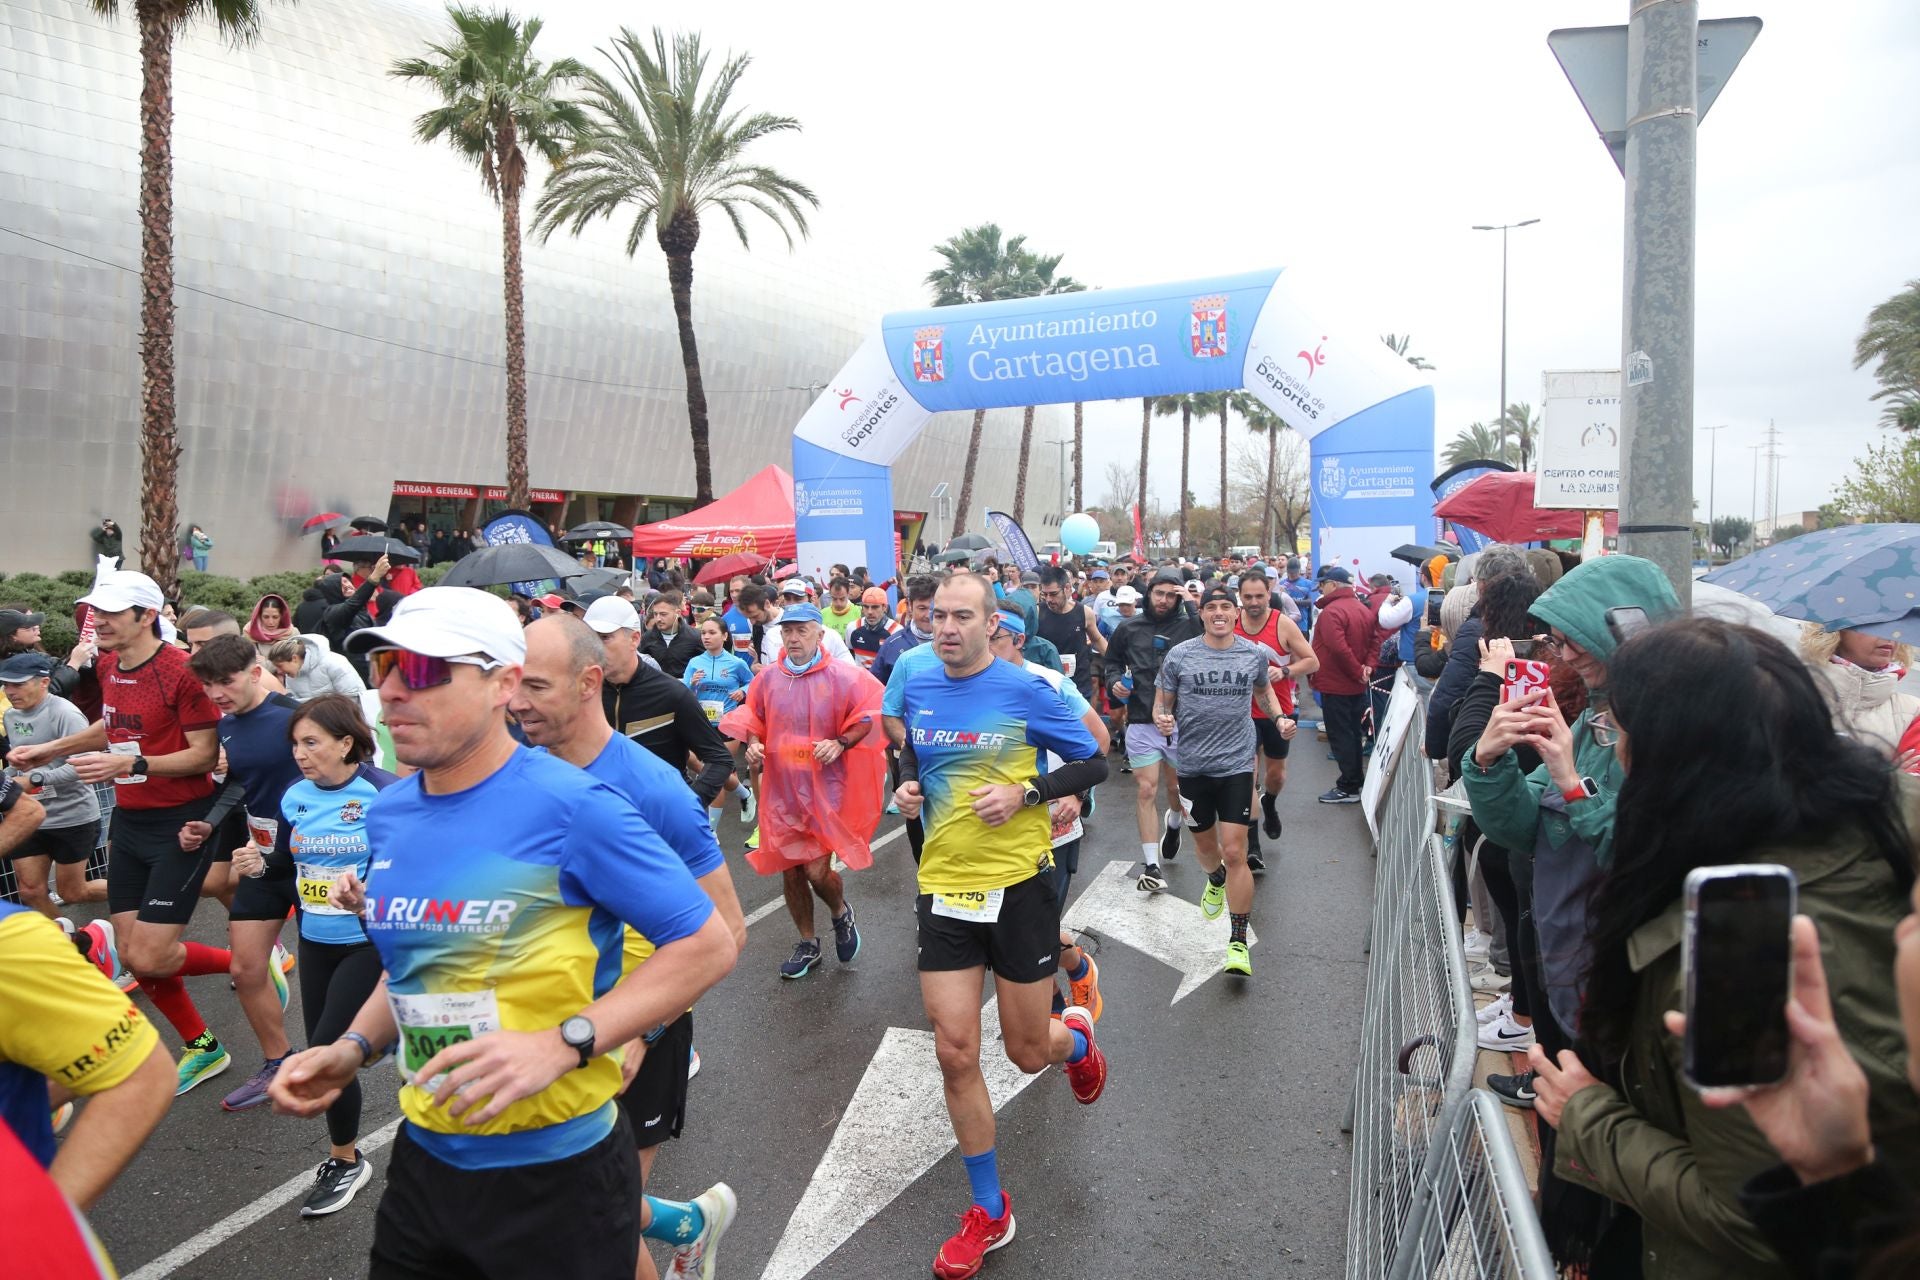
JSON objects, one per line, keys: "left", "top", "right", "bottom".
{"left": 1177, "top": 772, "right": 1255, "bottom": 832}
{"left": 229, "top": 866, "right": 299, "bottom": 922}
{"left": 916, "top": 870, "right": 1061, "bottom": 983}
{"left": 1253, "top": 717, "right": 1291, "bottom": 760}
{"left": 12, "top": 819, "right": 100, "bottom": 866}
{"left": 107, "top": 798, "right": 218, "bottom": 923}
{"left": 370, "top": 1116, "right": 641, "bottom": 1280}
{"left": 616, "top": 1010, "right": 693, "bottom": 1153}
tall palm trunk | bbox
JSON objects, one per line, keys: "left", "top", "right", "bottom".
{"left": 497, "top": 115, "right": 531, "bottom": 511}
{"left": 1178, "top": 403, "right": 1191, "bottom": 552}
{"left": 660, "top": 210, "right": 714, "bottom": 503}
{"left": 1070, "top": 401, "right": 1084, "bottom": 511}
{"left": 1011, "top": 405, "right": 1036, "bottom": 524}
{"left": 952, "top": 408, "right": 987, "bottom": 535}
{"left": 1218, "top": 400, "right": 1229, "bottom": 553}
{"left": 135, "top": 0, "right": 180, "bottom": 597}
{"left": 1262, "top": 427, "right": 1278, "bottom": 552}
{"left": 1136, "top": 398, "right": 1151, "bottom": 551}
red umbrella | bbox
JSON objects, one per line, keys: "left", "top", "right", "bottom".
{"left": 1431, "top": 471, "right": 1618, "bottom": 543}
{"left": 301, "top": 511, "right": 346, "bottom": 531}
{"left": 693, "top": 551, "right": 770, "bottom": 586}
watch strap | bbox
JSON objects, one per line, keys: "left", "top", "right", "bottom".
{"left": 338, "top": 1031, "right": 379, "bottom": 1067}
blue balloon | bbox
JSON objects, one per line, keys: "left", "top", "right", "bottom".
{"left": 1060, "top": 513, "right": 1100, "bottom": 555}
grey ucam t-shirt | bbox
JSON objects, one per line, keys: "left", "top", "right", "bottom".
{"left": 1157, "top": 635, "right": 1272, "bottom": 776}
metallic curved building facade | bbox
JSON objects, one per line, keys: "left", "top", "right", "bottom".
{"left": 0, "top": 0, "right": 1066, "bottom": 579}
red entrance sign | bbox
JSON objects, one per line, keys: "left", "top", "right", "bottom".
{"left": 393, "top": 482, "right": 567, "bottom": 504}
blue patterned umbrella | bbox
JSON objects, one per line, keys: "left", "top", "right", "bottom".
{"left": 1701, "top": 524, "right": 1920, "bottom": 639}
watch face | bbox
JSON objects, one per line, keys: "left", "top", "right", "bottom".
{"left": 561, "top": 1016, "right": 592, "bottom": 1046}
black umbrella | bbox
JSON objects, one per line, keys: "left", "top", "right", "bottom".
{"left": 329, "top": 534, "right": 421, "bottom": 562}
{"left": 948, "top": 532, "right": 992, "bottom": 552}
{"left": 439, "top": 542, "right": 589, "bottom": 587}
{"left": 564, "top": 520, "right": 632, "bottom": 543}
{"left": 934, "top": 548, "right": 976, "bottom": 564}
{"left": 348, "top": 516, "right": 389, "bottom": 533}
{"left": 1390, "top": 543, "right": 1459, "bottom": 568}
{"left": 569, "top": 566, "right": 632, "bottom": 594}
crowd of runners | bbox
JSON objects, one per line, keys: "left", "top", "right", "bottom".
{"left": 0, "top": 547, "right": 1385, "bottom": 1278}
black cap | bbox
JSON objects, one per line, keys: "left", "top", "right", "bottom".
{"left": 0, "top": 651, "right": 55, "bottom": 683}
{"left": 0, "top": 608, "right": 46, "bottom": 636}
{"left": 1198, "top": 585, "right": 1238, "bottom": 608}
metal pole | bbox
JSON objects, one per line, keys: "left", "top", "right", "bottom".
{"left": 1617, "top": 0, "right": 1698, "bottom": 603}
{"left": 1748, "top": 442, "right": 1761, "bottom": 552}
{"left": 1498, "top": 226, "right": 1509, "bottom": 460}
{"left": 1701, "top": 423, "right": 1725, "bottom": 559}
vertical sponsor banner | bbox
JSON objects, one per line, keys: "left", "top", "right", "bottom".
{"left": 985, "top": 510, "right": 1040, "bottom": 573}
{"left": 1430, "top": 459, "right": 1515, "bottom": 554}
{"left": 481, "top": 508, "right": 559, "bottom": 597}
{"left": 792, "top": 438, "right": 898, "bottom": 588}
{"left": 1131, "top": 504, "right": 1145, "bottom": 562}
{"left": 1306, "top": 387, "right": 1436, "bottom": 581}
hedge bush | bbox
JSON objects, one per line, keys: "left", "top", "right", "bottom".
{"left": 0, "top": 561, "right": 463, "bottom": 657}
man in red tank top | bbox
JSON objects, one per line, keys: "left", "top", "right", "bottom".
{"left": 1232, "top": 573, "right": 1318, "bottom": 868}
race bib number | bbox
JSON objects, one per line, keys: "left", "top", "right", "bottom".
{"left": 700, "top": 698, "right": 724, "bottom": 724}
{"left": 389, "top": 989, "right": 501, "bottom": 1089}
{"left": 1060, "top": 653, "right": 1077, "bottom": 678}
{"left": 247, "top": 814, "right": 278, "bottom": 850}
{"left": 295, "top": 862, "right": 351, "bottom": 915}
{"left": 107, "top": 739, "right": 143, "bottom": 784}
{"left": 930, "top": 888, "right": 1005, "bottom": 924}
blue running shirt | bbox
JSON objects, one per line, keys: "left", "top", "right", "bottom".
{"left": 362, "top": 747, "right": 713, "bottom": 1169}
{"left": 897, "top": 658, "right": 1099, "bottom": 895}
{"left": 282, "top": 764, "right": 397, "bottom": 945}
{"left": 682, "top": 651, "right": 754, "bottom": 727}
{"left": 219, "top": 692, "right": 304, "bottom": 857}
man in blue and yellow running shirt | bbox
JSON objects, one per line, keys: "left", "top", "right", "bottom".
{"left": 888, "top": 573, "right": 1111, "bottom": 1280}
{"left": 267, "top": 588, "right": 739, "bottom": 1280}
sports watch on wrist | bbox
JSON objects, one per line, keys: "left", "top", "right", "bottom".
{"left": 560, "top": 1015, "right": 596, "bottom": 1069}
{"left": 1561, "top": 776, "right": 1598, "bottom": 804}
{"left": 127, "top": 755, "right": 149, "bottom": 781}
{"left": 1021, "top": 782, "right": 1043, "bottom": 807}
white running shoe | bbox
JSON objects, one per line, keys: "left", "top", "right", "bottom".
{"left": 1136, "top": 863, "right": 1168, "bottom": 894}
{"left": 1477, "top": 1011, "right": 1537, "bottom": 1053}
{"left": 668, "top": 1182, "right": 738, "bottom": 1279}
{"left": 1462, "top": 927, "right": 1491, "bottom": 960}
{"left": 688, "top": 1047, "right": 701, "bottom": 1081}
{"left": 1469, "top": 963, "right": 1511, "bottom": 993}
{"left": 1475, "top": 992, "right": 1512, "bottom": 1025}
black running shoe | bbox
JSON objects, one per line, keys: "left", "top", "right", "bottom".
{"left": 301, "top": 1152, "right": 374, "bottom": 1216}
{"left": 1160, "top": 808, "right": 1181, "bottom": 860}
{"left": 1487, "top": 1071, "right": 1537, "bottom": 1110}
{"left": 1261, "top": 792, "right": 1282, "bottom": 840}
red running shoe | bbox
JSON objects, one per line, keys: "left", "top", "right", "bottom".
{"left": 932, "top": 1192, "right": 1015, "bottom": 1279}
{"left": 1061, "top": 1006, "right": 1107, "bottom": 1104}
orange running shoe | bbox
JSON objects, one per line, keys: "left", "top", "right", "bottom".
{"left": 1066, "top": 954, "right": 1103, "bottom": 1023}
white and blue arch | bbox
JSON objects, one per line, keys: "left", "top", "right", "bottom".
{"left": 791, "top": 267, "right": 1433, "bottom": 580}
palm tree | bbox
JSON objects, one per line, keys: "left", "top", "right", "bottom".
{"left": 1240, "top": 398, "right": 1288, "bottom": 551}
{"left": 1381, "top": 332, "right": 1435, "bottom": 371}
{"left": 1070, "top": 401, "right": 1084, "bottom": 512}
{"left": 1187, "top": 390, "right": 1239, "bottom": 554}
{"left": 1442, "top": 421, "right": 1508, "bottom": 469}
{"left": 1153, "top": 394, "right": 1196, "bottom": 551}
{"left": 91, "top": 0, "right": 274, "bottom": 597}
{"left": 1855, "top": 279, "right": 1920, "bottom": 429}
{"left": 1496, "top": 401, "right": 1541, "bottom": 470}
{"left": 393, "top": 8, "right": 588, "bottom": 511}
{"left": 1136, "top": 397, "right": 1152, "bottom": 552}
{"left": 533, "top": 27, "right": 817, "bottom": 504}
{"left": 924, "top": 224, "right": 1078, "bottom": 531}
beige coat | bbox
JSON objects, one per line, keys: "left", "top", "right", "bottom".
{"left": 1815, "top": 660, "right": 1920, "bottom": 758}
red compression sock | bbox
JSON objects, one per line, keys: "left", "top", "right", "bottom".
{"left": 178, "top": 942, "right": 231, "bottom": 976}
{"left": 139, "top": 976, "right": 209, "bottom": 1044}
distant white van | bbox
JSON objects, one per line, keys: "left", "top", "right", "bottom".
{"left": 1090, "top": 540, "right": 1117, "bottom": 560}
{"left": 1227, "top": 545, "right": 1264, "bottom": 560}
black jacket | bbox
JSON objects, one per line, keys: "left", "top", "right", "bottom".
{"left": 1105, "top": 603, "right": 1201, "bottom": 725}
{"left": 640, "top": 624, "right": 703, "bottom": 680}
{"left": 1424, "top": 616, "right": 1485, "bottom": 760}
{"left": 600, "top": 662, "right": 734, "bottom": 804}
{"left": 1739, "top": 1157, "right": 1918, "bottom": 1279}
{"left": 315, "top": 575, "right": 380, "bottom": 677}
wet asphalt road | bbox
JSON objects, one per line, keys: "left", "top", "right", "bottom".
{"left": 86, "top": 744, "right": 1377, "bottom": 1280}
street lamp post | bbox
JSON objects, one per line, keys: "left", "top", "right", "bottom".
{"left": 1472, "top": 219, "right": 1541, "bottom": 460}
{"left": 1700, "top": 423, "right": 1726, "bottom": 559}
{"left": 1748, "top": 442, "right": 1762, "bottom": 553}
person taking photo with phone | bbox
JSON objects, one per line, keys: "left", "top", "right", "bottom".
{"left": 1525, "top": 618, "right": 1920, "bottom": 1280}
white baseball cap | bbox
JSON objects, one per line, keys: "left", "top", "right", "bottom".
{"left": 582, "top": 595, "right": 642, "bottom": 635}
{"left": 1114, "top": 586, "right": 1142, "bottom": 604}
{"left": 77, "top": 569, "right": 165, "bottom": 614}
{"left": 779, "top": 578, "right": 810, "bottom": 598}
{"left": 343, "top": 586, "right": 527, "bottom": 664}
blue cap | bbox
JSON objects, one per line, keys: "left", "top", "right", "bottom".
{"left": 994, "top": 608, "right": 1027, "bottom": 636}
{"left": 1318, "top": 566, "right": 1352, "bottom": 584}
{"left": 778, "top": 603, "right": 824, "bottom": 626}
{"left": 0, "top": 651, "right": 55, "bottom": 683}
{"left": 1089, "top": 568, "right": 1110, "bottom": 579}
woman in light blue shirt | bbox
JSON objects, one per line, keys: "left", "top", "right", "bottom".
{"left": 684, "top": 618, "right": 756, "bottom": 826}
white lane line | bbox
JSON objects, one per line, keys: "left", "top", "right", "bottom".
{"left": 741, "top": 824, "right": 906, "bottom": 929}
{"left": 124, "top": 1116, "right": 404, "bottom": 1280}
{"left": 131, "top": 820, "right": 913, "bottom": 1277}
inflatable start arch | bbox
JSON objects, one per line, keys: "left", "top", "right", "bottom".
{"left": 790, "top": 267, "right": 1434, "bottom": 580}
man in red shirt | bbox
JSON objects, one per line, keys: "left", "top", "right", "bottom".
{"left": 1307, "top": 567, "right": 1376, "bottom": 804}
{"left": 1233, "top": 573, "right": 1317, "bottom": 866}
{"left": 8, "top": 571, "right": 236, "bottom": 1096}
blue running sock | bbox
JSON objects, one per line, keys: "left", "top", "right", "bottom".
{"left": 1066, "top": 1028, "right": 1089, "bottom": 1065}
{"left": 642, "top": 1196, "right": 707, "bottom": 1245}
{"left": 962, "top": 1148, "right": 1003, "bottom": 1215}
{"left": 1066, "top": 953, "right": 1089, "bottom": 983}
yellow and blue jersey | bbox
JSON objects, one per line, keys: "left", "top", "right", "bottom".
{"left": 898, "top": 659, "right": 1100, "bottom": 895}
{"left": 362, "top": 747, "right": 713, "bottom": 1170}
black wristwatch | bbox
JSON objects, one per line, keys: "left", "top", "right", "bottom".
{"left": 1021, "top": 782, "right": 1043, "bottom": 808}
{"left": 560, "top": 1015, "right": 596, "bottom": 1069}
{"left": 127, "top": 755, "right": 149, "bottom": 781}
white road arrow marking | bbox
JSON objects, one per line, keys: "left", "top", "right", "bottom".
{"left": 1061, "top": 858, "right": 1257, "bottom": 1004}
{"left": 757, "top": 997, "right": 1044, "bottom": 1280}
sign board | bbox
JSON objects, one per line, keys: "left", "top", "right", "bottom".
{"left": 1548, "top": 17, "right": 1762, "bottom": 174}
{"left": 1536, "top": 370, "right": 1622, "bottom": 511}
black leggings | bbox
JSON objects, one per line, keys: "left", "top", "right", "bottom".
{"left": 298, "top": 936, "right": 384, "bottom": 1149}
{"left": 1474, "top": 837, "right": 1532, "bottom": 1020}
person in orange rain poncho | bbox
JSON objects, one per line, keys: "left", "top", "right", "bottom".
{"left": 719, "top": 603, "right": 887, "bottom": 980}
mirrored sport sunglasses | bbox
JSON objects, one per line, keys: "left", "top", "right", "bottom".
{"left": 367, "top": 648, "right": 500, "bottom": 691}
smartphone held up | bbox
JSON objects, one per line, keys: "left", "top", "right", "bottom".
{"left": 1682, "top": 864, "right": 1798, "bottom": 1090}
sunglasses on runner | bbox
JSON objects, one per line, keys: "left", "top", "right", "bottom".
{"left": 367, "top": 648, "right": 498, "bottom": 691}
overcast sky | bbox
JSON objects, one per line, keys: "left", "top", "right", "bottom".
{"left": 535, "top": 0, "right": 1920, "bottom": 526}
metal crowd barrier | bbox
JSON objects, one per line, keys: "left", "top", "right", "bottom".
{"left": 1346, "top": 672, "right": 1553, "bottom": 1280}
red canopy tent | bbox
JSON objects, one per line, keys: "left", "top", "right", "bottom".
{"left": 630, "top": 465, "right": 797, "bottom": 560}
